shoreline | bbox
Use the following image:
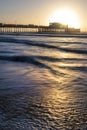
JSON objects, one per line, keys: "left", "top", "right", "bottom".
{"left": 0, "top": 32, "right": 87, "bottom": 38}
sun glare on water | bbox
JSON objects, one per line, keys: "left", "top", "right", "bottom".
{"left": 49, "top": 8, "right": 80, "bottom": 28}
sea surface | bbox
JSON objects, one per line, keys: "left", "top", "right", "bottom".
{"left": 0, "top": 33, "right": 87, "bottom": 130}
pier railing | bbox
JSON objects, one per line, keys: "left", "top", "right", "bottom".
{"left": 0, "top": 24, "right": 39, "bottom": 33}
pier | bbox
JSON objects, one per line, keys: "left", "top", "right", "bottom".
{"left": 0, "top": 23, "right": 80, "bottom": 33}
{"left": 0, "top": 24, "right": 39, "bottom": 33}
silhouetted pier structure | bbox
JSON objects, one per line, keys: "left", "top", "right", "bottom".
{"left": 0, "top": 23, "right": 80, "bottom": 33}
{"left": 0, "top": 24, "right": 39, "bottom": 33}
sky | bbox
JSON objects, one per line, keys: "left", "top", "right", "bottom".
{"left": 0, "top": 0, "right": 87, "bottom": 31}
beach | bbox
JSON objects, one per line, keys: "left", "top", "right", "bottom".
{"left": 0, "top": 33, "right": 87, "bottom": 130}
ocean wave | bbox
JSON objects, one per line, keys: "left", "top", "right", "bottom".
{"left": 0, "top": 55, "right": 61, "bottom": 76}
{"left": 58, "top": 46, "right": 87, "bottom": 54}
{"left": 0, "top": 37, "right": 87, "bottom": 55}
{"left": 0, "top": 55, "right": 86, "bottom": 63}
{"left": 0, "top": 54, "right": 87, "bottom": 75}
{"left": 0, "top": 51, "right": 15, "bottom": 54}
{"left": 1, "top": 32, "right": 87, "bottom": 38}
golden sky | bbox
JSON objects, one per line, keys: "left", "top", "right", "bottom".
{"left": 0, "top": 0, "right": 87, "bottom": 31}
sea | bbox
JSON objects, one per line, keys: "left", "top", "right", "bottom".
{"left": 0, "top": 33, "right": 87, "bottom": 130}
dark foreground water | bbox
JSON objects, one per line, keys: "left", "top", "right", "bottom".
{"left": 0, "top": 33, "right": 87, "bottom": 130}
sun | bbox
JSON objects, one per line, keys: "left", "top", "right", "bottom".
{"left": 49, "top": 8, "right": 80, "bottom": 28}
